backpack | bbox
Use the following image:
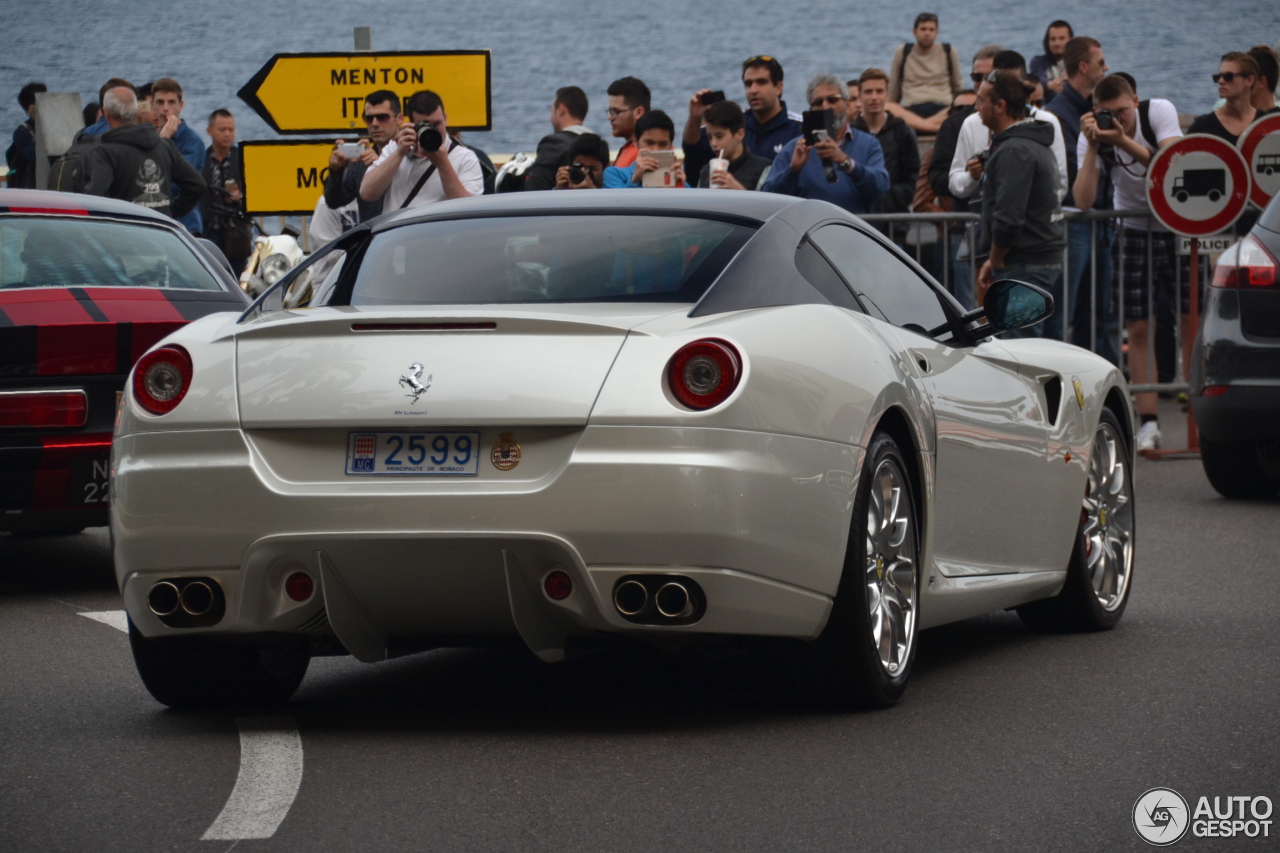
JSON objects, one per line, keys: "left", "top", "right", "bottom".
{"left": 897, "top": 41, "right": 959, "bottom": 94}
{"left": 47, "top": 133, "right": 102, "bottom": 193}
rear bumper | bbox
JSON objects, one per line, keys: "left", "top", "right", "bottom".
{"left": 113, "top": 426, "right": 861, "bottom": 652}
{"left": 1191, "top": 382, "right": 1280, "bottom": 442}
{"left": 1, "top": 431, "right": 112, "bottom": 531}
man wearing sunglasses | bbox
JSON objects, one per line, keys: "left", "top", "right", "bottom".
{"left": 762, "top": 74, "right": 889, "bottom": 215}
{"left": 324, "top": 90, "right": 403, "bottom": 223}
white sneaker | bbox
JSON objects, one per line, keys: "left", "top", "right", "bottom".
{"left": 1136, "top": 420, "right": 1162, "bottom": 451}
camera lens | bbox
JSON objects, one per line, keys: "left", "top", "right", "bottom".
{"left": 415, "top": 120, "right": 443, "bottom": 153}
{"left": 569, "top": 162, "right": 586, "bottom": 184}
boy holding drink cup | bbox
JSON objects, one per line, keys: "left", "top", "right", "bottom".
{"left": 697, "top": 101, "right": 772, "bottom": 190}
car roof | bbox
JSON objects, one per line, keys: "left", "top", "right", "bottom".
{"left": 0, "top": 188, "right": 179, "bottom": 225}
{"left": 375, "top": 189, "right": 804, "bottom": 232}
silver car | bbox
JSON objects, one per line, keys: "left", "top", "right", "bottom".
{"left": 113, "top": 191, "right": 1136, "bottom": 709}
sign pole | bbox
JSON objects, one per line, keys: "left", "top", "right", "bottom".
{"left": 1186, "top": 237, "right": 1200, "bottom": 452}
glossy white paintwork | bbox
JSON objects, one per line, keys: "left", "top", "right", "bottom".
{"left": 112, "top": 291, "right": 1132, "bottom": 659}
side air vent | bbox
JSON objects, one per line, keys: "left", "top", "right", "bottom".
{"left": 1042, "top": 377, "right": 1063, "bottom": 426}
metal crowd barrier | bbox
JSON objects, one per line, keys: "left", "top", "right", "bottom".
{"left": 860, "top": 209, "right": 1216, "bottom": 395}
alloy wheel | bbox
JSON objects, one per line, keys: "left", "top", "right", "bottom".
{"left": 1082, "top": 422, "right": 1135, "bottom": 611}
{"left": 864, "top": 458, "right": 917, "bottom": 676}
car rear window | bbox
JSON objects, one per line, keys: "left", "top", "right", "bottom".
{"left": 0, "top": 216, "right": 223, "bottom": 291}
{"left": 347, "top": 215, "right": 754, "bottom": 306}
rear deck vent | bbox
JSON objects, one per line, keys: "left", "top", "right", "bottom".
{"left": 352, "top": 322, "right": 497, "bottom": 332}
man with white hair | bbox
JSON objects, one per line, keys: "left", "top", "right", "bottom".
{"left": 761, "top": 73, "right": 889, "bottom": 214}
{"left": 86, "top": 87, "right": 205, "bottom": 220}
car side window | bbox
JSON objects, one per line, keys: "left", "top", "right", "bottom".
{"left": 808, "top": 224, "right": 950, "bottom": 337}
{"left": 794, "top": 239, "right": 862, "bottom": 311}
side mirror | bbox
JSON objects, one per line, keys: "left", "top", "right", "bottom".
{"left": 982, "top": 279, "right": 1054, "bottom": 333}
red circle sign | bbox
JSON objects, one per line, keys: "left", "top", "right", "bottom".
{"left": 1146, "top": 134, "right": 1250, "bottom": 236}
{"left": 1238, "top": 113, "right": 1280, "bottom": 209}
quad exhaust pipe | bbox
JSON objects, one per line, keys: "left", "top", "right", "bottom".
{"left": 147, "top": 581, "right": 181, "bottom": 617}
{"left": 612, "top": 575, "right": 704, "bottom": 625}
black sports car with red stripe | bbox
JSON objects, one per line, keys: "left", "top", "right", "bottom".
{"left": 1, "top": 190, "right": 249, "bottom": 534}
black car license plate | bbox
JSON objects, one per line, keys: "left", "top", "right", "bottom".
{"left": 69, "top": 456, "right": 110, "bottom": 505}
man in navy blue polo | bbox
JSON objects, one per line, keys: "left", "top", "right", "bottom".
{"left": 762, "top": 74, "right": 889, "bottom": 214}
{"left": 682, "top": 55, "right": 804, "bottom": 187}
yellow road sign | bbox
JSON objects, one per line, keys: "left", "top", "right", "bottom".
{"left": 240, "top": 139, "right": 343, "bottom": 215}
{"left": 238, "top": 51, "right": 491, "bottom": 134}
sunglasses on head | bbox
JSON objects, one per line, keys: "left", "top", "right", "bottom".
{"left": 1212, "top": 71, "right": 1248, "bottom": 83}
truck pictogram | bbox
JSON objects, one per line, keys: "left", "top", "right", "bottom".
{"left": 1173, "top": 168, "right": 1226, "bottom": 203}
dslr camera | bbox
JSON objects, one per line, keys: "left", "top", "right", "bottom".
{"left": 414, "top": 120, "right": 444, "bottom": 153}
{"left": 569, "top": 161, "right": 590, "bottom": 185}
{"left": 1094, "top": 109, "right": 1116, "bottom": 130}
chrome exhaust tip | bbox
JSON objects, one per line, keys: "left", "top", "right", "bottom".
{"left": 179, "top": 581, "right": 215, "bottom": 616}
{"left": 614, "top": 579, "right": 648, "bottom": 616}
{"left": 655, "top": 582, "right": 691, "bottom": 619}
{"left": 147, "top": 581, "right": 181, "bottom": 617}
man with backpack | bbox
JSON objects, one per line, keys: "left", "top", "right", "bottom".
{"left": 522, "top": 87, "right": 592, "bottom": 191}
{"left": 887, "top": 13, "right": 964, "bottom": 118}
{"left": 85, "top": 87, "right": 206, "bottom": 222}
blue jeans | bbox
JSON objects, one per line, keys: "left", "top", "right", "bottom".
{"left": 998, "top": 260, "right": 1062, "bottom": 338}
{"left": 949, "top": 232, "right": 976, "bottom": 311}
{"left": 1064, "top": 220, "right": 1119, "bottom": 365}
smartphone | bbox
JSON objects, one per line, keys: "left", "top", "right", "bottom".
{"left": 640, "top": 150, "right": 677, "bottom": 187}
{"left": 338, "top": 142, "right": 363, "bottom": 159}
{"left": 699, "top": 90, "right": 726, "bottom": 106}
{"left": 802, "top": 109, "right": 835, "bottom": 146}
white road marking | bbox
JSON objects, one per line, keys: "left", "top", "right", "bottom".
{"left": 202, "top": 717, "right": 304, "bottom": 840}
{"left": 79, "top": 610, "right": 128, "bottom": 633}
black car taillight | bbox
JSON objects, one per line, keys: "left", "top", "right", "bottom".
{"left": 1211, "top": 235, "right": 1278, "bottom": 288}
{"left": 667, "top": 339, "right": 742, "bottom": 410}
{"left": 133, "top": 346, "right": 193, "bottom": 415}
{"left": 0, "top": 390, "right": 87, "bottom": 428}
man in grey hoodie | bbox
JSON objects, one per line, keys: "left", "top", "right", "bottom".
{"left": 85, "top": 87, "right": 205, "bottom": 221}
{"left": 977, "top": 70, "right": 1064, "bottom": 336}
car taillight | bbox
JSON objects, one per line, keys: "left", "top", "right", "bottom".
{"left": 667, "top": 339, "right": 742, "bottom": 410}
{"left": 0, "top": 390, "right": 87, "bottom": 428}
{"left": 132, "top": 346, "right": 193, "bottom": 415}
{"left": 1211, "top": 235, "right": 1278, "bottom": 288}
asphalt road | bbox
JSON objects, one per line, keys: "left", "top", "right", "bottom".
{"left": 3, "top": 407, "right": 1278, "bottom": 852}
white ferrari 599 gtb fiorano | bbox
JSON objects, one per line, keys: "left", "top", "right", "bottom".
{"left": 112, "top": 191, "right": 1136, "bottom": 709}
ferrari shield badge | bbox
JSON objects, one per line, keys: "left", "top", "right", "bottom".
{"left": 492, "top": 432, "right": 522, "bottom": 470}
{"left": 398, "top": 363, "right": 432, "bottom": 404}
{"left": 1072, "top": 377, "right": 1086, "bottom": 411}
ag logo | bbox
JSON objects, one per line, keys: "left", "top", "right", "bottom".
{"left": 1134, "top": 787, "right": 1190, "bottom": 846}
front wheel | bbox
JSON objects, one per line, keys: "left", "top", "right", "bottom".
{"left": 801, "top": 430, "right": 920, "bottom": 708}
{"left": 129, "top": 617, "right": 310, "bottom": 710}
{"left": 1018, "top": 409, "right": 1135, "bottom": 632}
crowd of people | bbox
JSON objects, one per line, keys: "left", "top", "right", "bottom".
{"left": 6, "top": 15, "right": 1280, "bottom": 450}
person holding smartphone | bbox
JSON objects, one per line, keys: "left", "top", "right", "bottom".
{"left": 324, "top": 90, "right": 403, "bottom": 223}
{"left": 200, "top": 108, "right": 253, "bottom": 274}
{"left": 602, "top": 111, "right": 686, "bottom": 188}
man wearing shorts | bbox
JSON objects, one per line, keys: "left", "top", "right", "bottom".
{"left": 1072, "top": 74, "right": 1183, "bottom": 451}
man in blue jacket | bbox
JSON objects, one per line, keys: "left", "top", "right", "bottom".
{"left": 151, "top": 77, "right": 206, "bottom": 235}
{"left": 762, "top": 74, "right": 889, "bottom": 214}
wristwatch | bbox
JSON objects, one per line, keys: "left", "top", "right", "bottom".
{"left": 838, "top": 157, "right": 856, "bottom": 175}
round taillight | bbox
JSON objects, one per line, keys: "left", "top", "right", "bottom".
{"left": 667, "top": 339, "right": 742, "bottom": 410}
{"left": 133, "top": 346, "right": 193, "bottom": 415}
{"left": 543, "top": 570, "right": 573, "bottom": 601}
{"left": 285, "top": 572, "right": 314, "bottom": 602}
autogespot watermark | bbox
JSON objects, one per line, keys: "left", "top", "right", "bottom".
{"left": 1132, "top": 788, "right": 1274, "bottom": 845}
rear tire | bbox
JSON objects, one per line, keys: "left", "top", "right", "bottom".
{"left": 1200, "top": 439, "right": 1280, "bottom": 499}
{"left": 129, "top": 617, "right": 309, "bottom": 710}
{"left": 800, "top": 430, "right": 920, "bottom": 708}
{"left": 1018, "top": 410, "right": 1134, "bottom": 632}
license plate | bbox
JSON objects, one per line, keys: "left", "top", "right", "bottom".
{"left": 346, "top": 432, "right": 481, "bottom": 476}
{"left": 69, "top": 455, "right": 111, "bottom": 504}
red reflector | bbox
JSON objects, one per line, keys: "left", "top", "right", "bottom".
{"left": 543, "top": 570, "right": 573, "bottom": 601}
{"left": 285, "top": 572, "right": 315, "bottom": 602}
{"left": 132, "top": 346, "right": 193, "bottom": 415}
{"left": 0, "top": 390, "right": 87, "bottom": 428}
{"left": 667, "top": 338, "right": 743, "bottom": 410}
{"left": 1202, "top": 385, "right": 1229, "bottom": 397}
{"left": 352, "top": 323, "right": 497, "bottom": 331}
{"left": 7, "top": 206, "right": 89, "bottom": 216}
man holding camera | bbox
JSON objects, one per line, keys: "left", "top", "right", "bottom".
{"left": 553, "top": 133, "right": 610, "bottom": 190}
{"left": 325, "top": 90, "right": 402, "bottom": 223}
{"left": 1073, "top": 74, "right": 1182, "bottom": 451}
{"left": 975, "top": 70, "right": 1065, "bottom": 334}
{"left": 360, "top": 90, "right": 484, "bottom": 211}
{"left": 761, "top": 74, "right": 888, "bottom": 215}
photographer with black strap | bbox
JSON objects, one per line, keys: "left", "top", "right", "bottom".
{"left": 359, "top": 89, "right": 484, "bottom": 211}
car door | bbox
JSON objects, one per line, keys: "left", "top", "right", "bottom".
{"left": 807, "top": 223, "right": 1055, "bottom": 575}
